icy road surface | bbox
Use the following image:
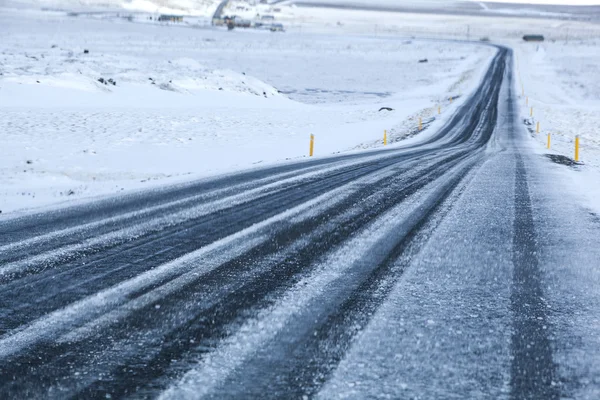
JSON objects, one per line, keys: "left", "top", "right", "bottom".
{"left": 1, "top": 48, "right": 600, "bottom": 399}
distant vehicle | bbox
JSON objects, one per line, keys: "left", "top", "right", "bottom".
{"left": 158, "top": 15, "right": 183, "bottom": 23}
{"left": 270, "top": 23, "right": 284, "bottom": 32}
{"left": 523, "top": 35, "right": 544, "bottom": 42}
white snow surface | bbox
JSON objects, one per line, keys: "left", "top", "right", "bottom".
{"left": 512, "top": 39, "right": 600, "bottom": 215}
{"left": 7, "top": 0, "right": 221, "bottom": 16}
{"left": 0, "top": 7, "right": 495, "bottom": 214}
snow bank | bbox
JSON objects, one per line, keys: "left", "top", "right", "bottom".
{"left": 515, "top": 40, "right": 600, "bottom": 168}
{"left": 513, "top": 38, "right": 600, "bottom": 214}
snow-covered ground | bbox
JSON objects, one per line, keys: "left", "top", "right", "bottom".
{"left": 272, "top": 3, "right": 600, "bottom": 40}
{"left": 513, "top": 39, "right": 600, "bottom": 215}
{"left": 515, "top": 41, "right": 600, "bottom": 169}
{"left": 6, "top": 0, "right": 222, "bottom": 16}
{"left": 0, "top": 6, "right": 496, "bottom": 214}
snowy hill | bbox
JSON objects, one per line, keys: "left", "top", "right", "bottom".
{"left": 10, "top": 0, "right": 222, "bottom": 15}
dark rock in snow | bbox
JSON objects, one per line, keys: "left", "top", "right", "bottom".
{"left": 379, "top": 107, "right": 394, "bottom": 112}
{"left": 83, "top": 49, "right": 89, "bottom": 54}
{"left": 98, "top": 77, "right": 105, "bottom": 84}
{"left": 545, "top": 154, "right": 580, "bottom": 167}
{"left": 26, "top": 160, "right": 33, "bottom": 164}
{"left": 418, "top": 58, "right": 428, "bottom": 63}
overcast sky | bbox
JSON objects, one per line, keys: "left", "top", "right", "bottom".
{"left": 366, "top": 0, "right": 600, "bottom": 5}
{"left": 489, "top": 0, "right": 599, "bottom": 5}
{"left": 324, "top": 0, "right": 600, "bottom": 6}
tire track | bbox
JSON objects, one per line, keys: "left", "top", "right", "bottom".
{"left": 0, "top": 150, "right": 470, "bottom": 398}
{"left": 0, "top": 156, "right": 406, "bottom": 275}
{"left": 0, "top": 151, "right": 429, "bottom": 264}
{"left": 0, "top": 150, "right": 437, "bottom": 336}
{"left": 211, "top": 154, "right": 483, "bottom": 399}
{"left": 0, "top": 150, "right": 404, "bottom": 244}
{"left": 510, "top": 151, "right": 559, "bottom": 399}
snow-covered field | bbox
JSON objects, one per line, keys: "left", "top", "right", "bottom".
{"left": 274, "top": 4, "right": 600, "bottom": 40}
{"left": 515, "top": 41, "right": 600, "bottom": 169}
{"left": 6, "top": 0, "right": 221, "bottom": 16}
{"left": 513, "top": 39, "right": 600, "bottom": 214}
{"left": 0, "top": 6, "right": 495, "bottom": 214}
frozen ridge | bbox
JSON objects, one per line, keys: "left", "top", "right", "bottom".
{"left": 8, "top": 0, "right": 222, "bottom": 16}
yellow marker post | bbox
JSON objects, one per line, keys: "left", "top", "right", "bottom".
{"left": 309, "top": 134, "right": 314, "bottom": 157}
{"left": 418, "top": 117, "right": 422, "bottom": 131}
{"left": 449, "top": 97, "right": 453, "bottom": 104}
{"left": 530, "top": 107, "right": 533, "bottom": 117}
{"left": 536, "top": 122, "right": 540, "bottom": 133}
{"left": 438, "top": 106, "right": 441, "bottom": 115}
{"left": 575, "top": 135, "right": 580, "bottom": 162}
{"left": 547, "top": 133, "right": 551, "bottom": 149}
{"left": 383, "top": 130, "right": 387, "bottom": 146}
{"left": 526, "top": 96, "right": 529, "bottom": 106}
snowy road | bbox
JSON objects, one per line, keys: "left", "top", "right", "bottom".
{"left": 1, "top": 46, "right": 599, "bottom": 399}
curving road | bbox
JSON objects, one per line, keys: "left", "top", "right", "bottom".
{"left": 1, "top": 47, "right": 599, "bottom": 399}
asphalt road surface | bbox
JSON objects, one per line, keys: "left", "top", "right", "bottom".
{"left": 1, "top": 47, "right": 600, "bottom": 399}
